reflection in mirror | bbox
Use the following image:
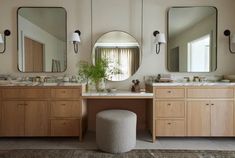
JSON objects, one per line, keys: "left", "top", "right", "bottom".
{"left": 17, "top": 7, "right": 67, "bottom": 72}
{"left": 92, "top": 31, "right": 141, "bottom": 81}
{"left": 168, "top": 7, "right": 217, "bottom": 72}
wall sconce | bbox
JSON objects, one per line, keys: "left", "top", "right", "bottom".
{"left": 153, "top": 30, "right": 166, "bottom": 54}
{"left": 0, "top": 29, "right": 11, "bottom": 54}
{"left": 71, "top": 30, "right": 81, "bottom": 54}
{"left": 224, "top": 29, "right": 235, "bottom": 54}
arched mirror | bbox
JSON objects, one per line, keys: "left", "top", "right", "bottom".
{"left": 92, "top": 31, "right": 141, "bottom": 81}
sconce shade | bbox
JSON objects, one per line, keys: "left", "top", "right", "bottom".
{"left": 153, "top": 30, "right": 166, "bottom": 54}
{"left": 0, "top": 29, "right": 11, "bottom": 54}
{"left": 71, "top": 30, "right": 81, "bottom": 54}
{"left": 156, "top": 33, "right": 166, "bottom": 44}
{"left": 0, "top": 34, "right": 3, "bottom": 44}
{"left": 71, "top": 32, "right": 81, "bottom": 43}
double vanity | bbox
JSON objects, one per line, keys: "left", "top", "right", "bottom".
{"left": 0, "top": 82, "right": 234, "bottom": 143}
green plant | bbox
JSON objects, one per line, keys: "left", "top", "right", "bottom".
{"left": 78, "top": 58, "right": 121, "bottom": 91}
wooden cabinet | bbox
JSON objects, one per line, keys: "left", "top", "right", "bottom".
{"left": 1, "top": 101, "right": 48, "bottom": 136}
{"left": 210, "top": 101, "right": 233, "bottom": 136}
{"left": 187, "top": 101, "right": 211, "bottom": 136}
{"left": 153, "top": 86, "right": 234, "bottom": 139}
{"left": 24, "top": 101, "right": 48, "bottom": 136}
{"left": 154, "top": 87, "right": 186, "bottom": 137}
{"left": 187, "top": 100, "right": 233, "bottom": 136}
{"left": 2, "top": 101, "right": 25, "bottom": 136}
{"left": 50, "top": 88, "right": 83, "bottom": 138}
{"left": 0, "top": 87, "right": 84, "bottom": 139}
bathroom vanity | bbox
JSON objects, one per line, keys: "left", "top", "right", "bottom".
{"left": 0, "top": 85, "right": 86, "bottom": 141}
{"left": 151, "top": 83, "right": 235, "bottom": 142}
{"left": 0, "top": 82, "right": 235, "bottom": 143}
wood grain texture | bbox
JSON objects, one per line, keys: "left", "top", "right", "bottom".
{"left": 187, "top": 101, "right": 211, "bottom": 136}
{"left": 155, "top": 119, "right": 185, "bottom": 136}
{"left": 155, "top": 88, "right": 185, "bottom": 99}
{"left": 24, "top": 101, "right": 48, "bottom": 136}
{"left": 155, "top": 100, "right": 185, "bottom": 118}
{"left": 51, "top": 89, "right": 81, "bottom": 99}
{"left": 51, "top": 101, "right": 81, "bottom": 118}
{"left": 1, "top": 101, "right": 25, "bottom": 136}
{"left": 50, "top": 119, "right": 80, "bottom": 136}
{"left": 211, "top": 100, "right": 234, "bottom": 136}
{"left": 187, "top": 88, "right": 234, "bottom": 98}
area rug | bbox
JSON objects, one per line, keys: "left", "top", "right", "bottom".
{"left": 0, "top": 149, "right": 235, "bottom": 158}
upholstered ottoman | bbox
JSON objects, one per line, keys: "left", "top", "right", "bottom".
{"left": 96, "top": 110, "right": 137, "bottom": 153}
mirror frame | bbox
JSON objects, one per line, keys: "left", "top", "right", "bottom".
{"left": 91, "top": 30, "right": 142, "bottom": 82}
{"left": 167, "top": 6, "right": 218, "bottom": 73}
{"left": 17, "top": 6, "right": 67, "bottom": 73}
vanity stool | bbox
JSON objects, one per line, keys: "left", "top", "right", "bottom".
{"left": 96, "top": 110, "right": 137, "bottom": 153}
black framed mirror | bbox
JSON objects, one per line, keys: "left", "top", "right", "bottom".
{"left": 92, "top": 31, "right": 141, "bottom": 81}
{"left": 17, "top": 7, "right": 67, "bottom": 72}
{"left": 167, "top": 6, "right": 217, "bottom": 72}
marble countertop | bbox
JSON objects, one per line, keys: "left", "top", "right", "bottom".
{"left": 82, "top": 90, "right": 153, "bottom": 98}
{"left": 152, "top": 82, "right": 235, "bottom": 86}
{"left": 0, "top": 80, "right": 83, "bottom": 86}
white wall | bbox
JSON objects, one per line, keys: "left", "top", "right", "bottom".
{"left": 18, "top": 15, "right": 65, "bottom": 72}
{"left": 0, "top": 0, "right": 235, "bottom": 90}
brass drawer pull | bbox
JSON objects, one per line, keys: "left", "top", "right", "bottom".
{"left": 167, "top": 91, "right": 172, "bottom": 93}
{"left": 167, "top": 103, "right": 171, "bottom": 106}
{"left": 167, "top": 122, "right": 172, "bottom": 125}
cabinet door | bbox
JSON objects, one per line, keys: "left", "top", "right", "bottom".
{"left": 24, "top": 101, "right": 48, "bottom": 136}
{"left": 187, "top": 101, "right": 211, "bottom": 136}
{"left": 1, "top": 101, "right": 25, "bottom": 136}
{"left": 211, "top": 101, "right": 233, "bottom": 136}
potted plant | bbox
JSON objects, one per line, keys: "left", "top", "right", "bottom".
{"left": 78, "top": 58, "right": 120, "bottom": 92}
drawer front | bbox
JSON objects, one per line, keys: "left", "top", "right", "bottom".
{"left": 2, "top": 89, "right": 49, "bottom": 99}
{"left": 50, "top": 119, "right": 80, "bottom": 136}
{"left": 156, "top": 119, "right": 185, "bottom": 136}
{"left": 2, "top": 89, "right": 20, "bottom": 99}
{"left": 20, "top": 89, "right": 50, "bottom": 99}
{"left": 51, "top": 89, "right": 81, "bottom": 99}
{"left": 51, "top": 101, "right": 81, "bottom": 117}
{"left": 187, "top": 88, "right": 234, "bottom": 98}
{"left": 155, "top": 101, "right": 185, "bottom": 118}
{"left": 155, "top": 88, "right": 185, "bottom": 99}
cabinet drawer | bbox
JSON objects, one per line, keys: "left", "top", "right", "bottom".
{"left": 21, "top": 89, "right": 50, "bottom": 99}
{"left": 2, "top": 89, "right": 50, "bottom": 99}
{"left": 2, "top": 89, "right": 20, "bottom": 99}
{"left": 51, "top": 89, "right": 81, "bottom": 99}
{"left": 155, "top": 88, "right": 185, "bottom": 99}
{"left": 155, "top": 101, "right": 185, "bottom": 118}
{"left": 50, "top": 119, "right": 80, "bottom": 136}
{"left": 51, "top": 101, "right": 81, "bottom": 117}
{"left": 187, "top": 88, "right": 234, "bottom": 98}
{"left": 156, "top": 119, "right": 185, "bottom": 136}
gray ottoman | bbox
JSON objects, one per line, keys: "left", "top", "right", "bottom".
{"left": 96, "top": 110, "right": 137, "bottom": 153}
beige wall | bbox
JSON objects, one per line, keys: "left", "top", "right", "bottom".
{"left": 0, "top": 0, "right": 235, "bottom": 89}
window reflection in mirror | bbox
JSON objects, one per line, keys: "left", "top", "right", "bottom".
{"left": 167, "top": 6, "right": 217, "bottom": 72}
{"left": 17, "top": 7, "right": 67, "bottom": 72}
{"left": 92, "top": 31, "right": 141, "bottom": 81}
